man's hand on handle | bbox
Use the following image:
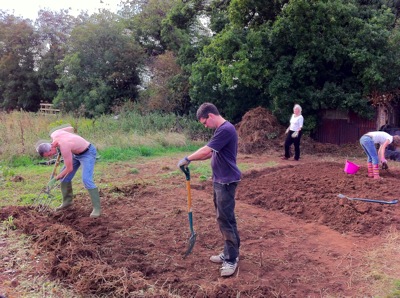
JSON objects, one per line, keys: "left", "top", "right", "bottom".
{"left": 178, "top": 157, "right": 191, "bottom": 168}
{"left": 47, "top": 177, "right": 57, "bottom": 188}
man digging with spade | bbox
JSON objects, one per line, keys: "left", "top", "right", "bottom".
{"left": 36, "top": 125, "right": 101, "bottom": 217}
{"left": 178, "top": 102, "right": 241, "bottom": 277}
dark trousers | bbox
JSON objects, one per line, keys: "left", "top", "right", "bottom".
{"left": 284, "top": 130, "right": 303, "bottom": 160}
{"left": 213, "top": 182, "right": 240, "bottom": 263}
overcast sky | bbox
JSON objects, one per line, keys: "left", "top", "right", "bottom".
{"left": 0, "top": 0, "right": 122, "bottom": 20}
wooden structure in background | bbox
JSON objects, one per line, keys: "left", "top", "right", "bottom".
{"left": 314, "top": 110, "right": 376, "bottom": 145}
{"left": 39, "top": 103, "right": 60, "bottom": 114}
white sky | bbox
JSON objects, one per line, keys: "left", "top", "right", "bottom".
{"left": 0, "top": 0, "right": 122, "bottom": 21}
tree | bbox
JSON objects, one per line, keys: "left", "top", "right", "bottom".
{"left": 268, "top": 0, "right": 400, "bottom": 127}
{"left": 190, "top": 0, "right": 400, "bottom": 128}
{"left": 190, "top": 25, "right": 272, "bottom": 121}
{"left": 54, "top": 11, "right": 144, "bottom": 117}
{"left": 139, "top": 51, "right": 190, "bottom": 113}
{"left": 120, "top": 0, "right": 178, "bottom": 55}
{"left": 0, "top": 13, "right": 40, "bottom": 111}
{"left": 35, "top": 9, "right": 82, "bottom": 103}
{"left": 228, "top": 0, "right": 289, "bottom": 28}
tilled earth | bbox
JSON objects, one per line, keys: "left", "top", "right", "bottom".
{"left": 1, "top": 153, "right": 400, "bottom": 297}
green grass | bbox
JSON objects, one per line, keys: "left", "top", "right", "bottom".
{"left": 0, "top": 163, "right": 63, "bottom": 207}
{"left": 387, "top": 280, "right": 400, "bottom": 297}
{"left": 238, "top": 160, "right": 278, "bottom": 172}
{"left": 0, "top": 110, "right": 211, "bottom": 165}
{"left": 0, "top": 146, "right": 204, "bottom": 206}
{"left": 98, "top": 144, "right": 200, "bottom": 162}
{"left": 189, "top": 161, "right": 212, "bottom": 181}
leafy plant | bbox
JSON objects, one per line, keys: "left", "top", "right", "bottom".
{"left": 2, "top": 215, "right": 16, "bottom": 232}
{"left": 129, "top": 168, "right": 139, "bottom": 174}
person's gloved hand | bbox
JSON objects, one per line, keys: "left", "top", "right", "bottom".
{"left": 178, "top": 157, "right": 191, "bottom": 168}
{"left": 47, "top": 177, "right": 57, "bottom": 188}
{"left": 291, "top": 131, "right": 299, "bottom": 138}
{"left": 285, "top": 128, "right": 289, "bottom": 134}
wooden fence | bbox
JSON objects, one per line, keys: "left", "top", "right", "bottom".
{"left": 39, "top": 103, "right": 60, "bottom": 114}
{"left": 314, "top": 119, "right": 375, "bottom": 145}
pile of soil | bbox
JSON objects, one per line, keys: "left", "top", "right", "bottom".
{"left": 236, "top": 106, "right": 284, "bottom": 154}
{"left": 236, "top": 106, "right": 364, "bottom": 157}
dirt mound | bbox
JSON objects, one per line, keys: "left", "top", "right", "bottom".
{"left": 236, "top": 107, "right": 365, "bottom": 157}
{"left": 238, "top": 161, "right": 400, "bottom": 236}
{"left": 237, "top": 106, "right": 284, "bottom": 154}
{"left": 2, "top": 155, "right": 399, "bottom": 297}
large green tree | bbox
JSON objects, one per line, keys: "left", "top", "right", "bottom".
{"left": 121, "top": 0, "right": 178, "bottom": 55}
{"left": 157, "top": 0, "right": 212, "bottom": 114}
{"left": 189, "top": 0, "right": 400, "bottom": 127}
{"left": 0, "top": 13, "right": 40, "bottom": 111}
{"left": 35, "top": 9, "right": 82, "bottom": 103}
{"left": 54, "top": 11, "right": 144, "bottom": 117}
{"left": 190, "top": 26, "right": 272, "bottom": 121}
{"left": 228, "top": 0, "right": 289, "bottom": 28}
{"left": 269, "top": 0, "right": 400, "bottom": 126}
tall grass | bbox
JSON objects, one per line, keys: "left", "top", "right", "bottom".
{"left": 0, "top": 111, "right": 210, "bottom": 166}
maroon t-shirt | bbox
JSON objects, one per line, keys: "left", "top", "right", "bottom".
{"left": 207, "top": 121, "right": 241, "bottom": 184}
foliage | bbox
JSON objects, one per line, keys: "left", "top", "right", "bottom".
{"left": 156, "top": 0, "right": 212, "bottom": 115}
{"left": 228, "top": 0, "right": 289, "bottom": 28}
{"left": 206, "top": 0, "right": 231, "bottom": 33}
{"left": 161, "top": 0, "right": 212, "bottom": 69}
{"left": 1, "top": 0, "right": 400, "bottom": 131}
{"left": 35, "top": 10, "right": 82, "bottom": 103}
{"left": 268, "top": 0, "right": 400, "bottom": 126}
{"left": 0, "top": 14, "right": 40, "bottom": 111}
{"left": 54, "top": 11, "right": 144, "bottom": 117}
{"left": 121, "top": 0, "right": 178, "bottom": 55}
{"left": 2, "top": 216, "right": 16, "bottom": 232}
{"left": 190, "top": 25, "right": 271, "bottom": 121}
{"left": 139, "top": 51, "right": 191, "bottom": 113}
{"left": 190, "top": 0, "right": 400, "bottom": 128}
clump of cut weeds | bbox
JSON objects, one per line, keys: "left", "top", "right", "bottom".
{"left": 2, "top": 215, "right": 16, "bottom": 232}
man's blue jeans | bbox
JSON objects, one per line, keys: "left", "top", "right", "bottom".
{"left": 360, "top": 135, "right": 378, "bottom": 165}
{"left": 213, "top": 182, "right": 240, "bottom": 263}
{"left": 62, "top": 145, "right": 97, "bottom": 189}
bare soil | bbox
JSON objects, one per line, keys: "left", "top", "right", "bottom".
{"left": 1, "top": 107, "right": 400, "bottom": 297}
{"left": 2, "top": 152, "right": 400, "bottom": 297}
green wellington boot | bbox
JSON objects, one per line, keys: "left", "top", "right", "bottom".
{"left": 88, "top": 188, "right": 101, "bottom": 218}
{"left": 56, "top": 182, "right": 73, "bottom": 211}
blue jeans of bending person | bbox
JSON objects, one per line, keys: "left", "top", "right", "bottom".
{"left": 61, "top": 144, "right": 97, "bottom": 189}
{"left": 213, "top": 182, "right": 240, "bottom": 263}
{"left": 360, "top": 135, "right": 378, "bottom": 165}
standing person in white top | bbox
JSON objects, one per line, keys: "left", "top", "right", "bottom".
{"left": 282, "top": 104, "right": 304, "bottom": 161}
{"left": 360, "top": 131, "right": 400, "bottom": 179}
